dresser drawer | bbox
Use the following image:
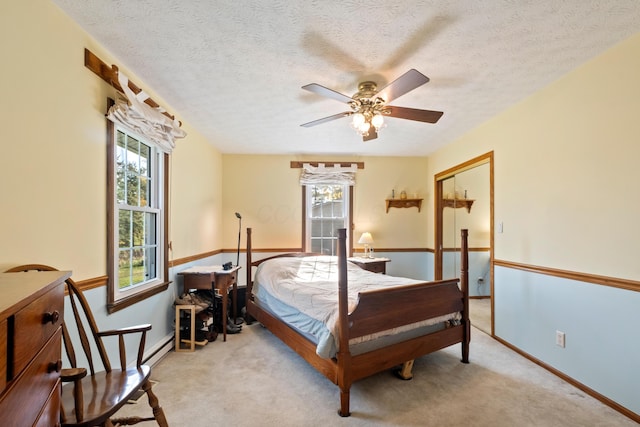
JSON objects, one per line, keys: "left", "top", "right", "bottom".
{"left": 365, "top": 262, "right": 386, "bottom": 274}
{"left": 13, "top": 284, "right": 64, "bottom": 376}
{"left": 34, "top": 378, "right": 62, "bottom": 427}
{"left": 183, "top": 273, "right": 214, "bottom": 290}
{"left": 215, "top": 271, "right": 236, "bottom": 289}
{"left": 0, "top": 328, "right": 62, "bottom": 426}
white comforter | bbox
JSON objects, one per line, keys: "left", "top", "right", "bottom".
{"left": 253, "top": 255, "right": 456, "bottom": 357}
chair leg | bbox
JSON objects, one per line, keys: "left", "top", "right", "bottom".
{"left": 142, "top": 379, "right": 169, "bottom": 426}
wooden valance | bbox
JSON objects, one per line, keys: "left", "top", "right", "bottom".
{"left": 84, "top": 48, "right": 178, "bottom": 123}
{"left": 290, "top": 161, "right": 364, "bottom": 169}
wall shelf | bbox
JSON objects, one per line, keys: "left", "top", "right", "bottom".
{"left": 442, "top": 198, "right": 474, "bottom": 213}
{"left": 386, "top": 198, "right": 423, "bottom": 213}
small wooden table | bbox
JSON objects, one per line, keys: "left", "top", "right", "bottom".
{"left": 178, "top": 265, "right": 241, "bottom": 342}
{"left": 347, "top": 257, "right": 391, "bottom": 274}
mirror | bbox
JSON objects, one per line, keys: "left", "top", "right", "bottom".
{"left": 435, "top": 154, "right": 493, "bottom": 334}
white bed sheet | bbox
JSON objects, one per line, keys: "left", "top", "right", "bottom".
{"left": 253, "top": 255, "right": 459, "bottom": 358}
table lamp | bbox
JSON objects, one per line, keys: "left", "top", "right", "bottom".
{"left": 358, "top": 232, "right": 374, "bottom": 258}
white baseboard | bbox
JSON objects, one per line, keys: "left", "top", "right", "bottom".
{"left": 143, "top": 333, "right": 175, "bottom": 367}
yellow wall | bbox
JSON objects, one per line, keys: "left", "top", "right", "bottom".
{"left": 429, "top": 32, "right": 640, "bottom": 280}
{"left": 222, "top": 155, "right": 430, "bottom": 251}
{"left": 0, "top": 0, "right": 222, "bottom": 278}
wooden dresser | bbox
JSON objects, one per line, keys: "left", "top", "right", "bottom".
{"left": 0, "top": 270, "right": 69, "bottom": 426}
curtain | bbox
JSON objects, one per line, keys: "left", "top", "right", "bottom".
{"left": 299, "top": 163, "right": 357, "bottom": 185}
{"left": 107, "top": 71, "right": 186, "bottom": 153}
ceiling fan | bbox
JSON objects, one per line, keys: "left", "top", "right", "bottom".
{"left": 301, "top": 69, "right": 443, "bottom": 141}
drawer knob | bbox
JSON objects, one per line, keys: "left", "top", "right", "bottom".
{"left": 43, "top": 310, "right": 60, "bottom": 324}
{"left": 48, "top": 359, "right": 63, "bottom": 373}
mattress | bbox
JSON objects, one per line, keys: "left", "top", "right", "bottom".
{"left": 253, "top": 255, "right": 460, "bottom": 358}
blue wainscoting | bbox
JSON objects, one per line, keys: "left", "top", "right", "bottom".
{"left": 494, "top": 265, "right": 640, "bottom": 416}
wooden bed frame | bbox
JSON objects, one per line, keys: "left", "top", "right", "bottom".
{"left": 245, "top": 227, "right": 470, "bottom": 417}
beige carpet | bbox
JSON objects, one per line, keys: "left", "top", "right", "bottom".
{"left": 115, "top": 323, "right": 635, "bottom": 426}
{"left": 469, "top": 298, "right": 492, "bottom": 335}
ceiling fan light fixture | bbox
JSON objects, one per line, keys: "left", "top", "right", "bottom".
{"left": 358, "top": 120, "right": 371, "bottom": 134}
{"left": 301, "top": 69, "right": 442, "bottom": 142}
{"left": 371, "top": 112, "right": 384, "bottom": 130}
{"left": 352, "top": 112, "right": 365, "bottom": 128}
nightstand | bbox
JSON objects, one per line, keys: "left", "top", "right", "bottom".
{"left": 348, "top": 257, "right": 391, "bottom": 274}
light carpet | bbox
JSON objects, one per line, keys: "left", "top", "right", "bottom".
{"left": 115, "top": 323, "right": 635, "bottom": 426}
{"left": 469, "top": 298, "right": 492, "bottom": 335}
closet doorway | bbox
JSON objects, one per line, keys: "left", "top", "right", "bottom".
{"left": 434, "top": 152, "right": 493, "bottom": 335}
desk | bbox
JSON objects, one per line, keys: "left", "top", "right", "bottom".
{"left": 347, "top": 257, "right": 391, "bottom": 274}
{"left": 178, "top": 265, "right": 241, "bottom": 342}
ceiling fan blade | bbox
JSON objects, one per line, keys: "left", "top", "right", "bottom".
{"left": 300, "top": 111, "right": 351, "bottom": 127}
{"left": 385, "top": 106, "right": 443, "bottom": 123}
{"left": 363, "top": 128, "right": 378, "bottom": 141}
{"left": 302, "top": 83, "right": 354, "bottom": 104}
{"left": 375, "top": 69, "right": 430, "bottom": 103}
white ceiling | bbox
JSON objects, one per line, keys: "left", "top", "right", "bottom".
{"left": 51, "top": 0, "right": 640, "bottom": 157}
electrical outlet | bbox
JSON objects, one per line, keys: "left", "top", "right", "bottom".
{"left": 555, "top": 331, "right": 566, "bottom": 348}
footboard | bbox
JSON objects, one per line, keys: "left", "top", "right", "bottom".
{"left": 245, "top": 226, "right": 470, "bottom": 417}
{"left": 348, "top": 279, "right": 463, "bottom": 339}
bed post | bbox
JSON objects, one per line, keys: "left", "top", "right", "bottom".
{"left": 245, "top": 227, "right": 254, "bottom": 325}
{"left": 460, "top": 228, "right": 470, "bottom": 364}
{"left": 336, "top": 228, "right": 352, "bottom": 417}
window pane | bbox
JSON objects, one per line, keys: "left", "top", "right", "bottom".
{"left": 310, "top": 185, "right": 344, "bottom": 219}
{"left": 310, "top": 238, "right": 337, "bottom": 255}
{"left": 145, "top": 247, "right": 157, "bottom": 281}
{"left": 116, "top": 132, "right": 127, "bottom": 204}
{"left": 118, "top": 209, "right": 157, "bottom": 289}
{"left": 119, "top": 210, "right": 131, "bottom": 248}
{"left": 139, "top": 143, "right": 150, "bottom": 176}
{"left": 330, "top": 219, "right": 343, "bottom": 235}
{"left": 311, "top": 219, "right": 340, "bottom": 238}
{"left": 132, "top": 248, "right": 145, "bottom": 285}
{"left": 118, "top": 249, "right": 132, "bottom": 289}
{"left": 325, "top": 239, "right": 337, "bottom": 255}
{"left": 125, "top": 137, "right": 140, "bottom": 206}
{"left": 145, "top": 212, "right": 157, "bottom": 245}
{"left": 311, "top": 185, "right": 343, "bottom": 205}
{"left": 126, "top": 169, "right": 140, "bottom": 206}
{"left": 127, "top": 136, "right": 140, "bottom": 171}
{"left": 139, "top": 176, "right": 149, "bottom": 207}
{"left": 139, "top": 143, "right": 150, "bottom": 206}
{"left": 132, "top": 211, "right": 145, "bottom": 246}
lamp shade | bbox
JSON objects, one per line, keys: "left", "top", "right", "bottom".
{"left": 358, "top": 232, "right": 374, "bottom": 245}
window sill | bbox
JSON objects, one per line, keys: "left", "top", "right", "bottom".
{"left": 107, "top": 281, "right": 170, "bottom": 314}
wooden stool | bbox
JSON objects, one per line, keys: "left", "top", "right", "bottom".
{"left": 175, "top": 305, "right": 197, "bottom": 352}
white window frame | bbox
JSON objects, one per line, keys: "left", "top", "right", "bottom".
{"left": 304, "top": 183, "right": 352, "bottom": 255}
{"left": 107, "top": 119, "right": 169, "bottom": 313}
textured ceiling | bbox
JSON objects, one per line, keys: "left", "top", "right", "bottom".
{"left": 51, "top": 0, "right": 640, "bottom": 157}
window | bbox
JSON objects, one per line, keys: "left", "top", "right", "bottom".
{"left": 304, "top": 183, "right": 352, "bottom": 255}
{"left": 107, "top": 124, "right": 169, "bottom": 313}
